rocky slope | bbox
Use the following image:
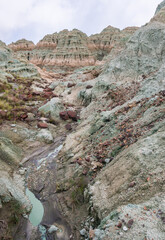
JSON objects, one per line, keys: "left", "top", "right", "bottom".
{"left": 9, "top": 26, "right": 138, "bottom": 70}
{"left": 0, "top": 1, "right": 165, "bottom": 240}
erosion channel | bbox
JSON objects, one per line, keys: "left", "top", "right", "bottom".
{"left": 23, "top": 139, "right": 72, "bottom": 240}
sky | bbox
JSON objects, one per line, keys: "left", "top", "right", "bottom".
{"left": 0, "top": 0, "right": 162, "bottom": 44}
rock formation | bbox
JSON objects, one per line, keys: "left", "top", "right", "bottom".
{"left": 0, "top": 1, "right": 165, "bottom": 240}
{"left": 155, "top": 0, "right": 165, "bottom": 14}
{"left": 8, "top": 39, "right": 35, "bottom": 51}
{"left": 0, "top": 41, "right": 39, "bottom": 81}
{"left": 8, "top": 26, "right": 138, "bottom": 70}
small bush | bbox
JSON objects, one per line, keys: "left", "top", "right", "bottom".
{"left": 70, "top": 177, "right": 88, "bottom": 205}
{"left": 0, "top": 100, "right": 12, "bottom": 111}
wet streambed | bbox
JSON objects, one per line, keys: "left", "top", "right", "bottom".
{"left": 24, "top": 141, "right": 72, "bottom": 239}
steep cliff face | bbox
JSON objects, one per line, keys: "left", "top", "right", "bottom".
{"left": 32, "top": 29, "right": 93, "bottom": 67}
{"left": 8, "top": 26, "right": 138, "bottom": 69}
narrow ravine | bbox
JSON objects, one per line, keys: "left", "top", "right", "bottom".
{"left": 23, "top": 139, "right": 73, "bottom": 240}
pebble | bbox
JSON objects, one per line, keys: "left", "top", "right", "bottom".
{"left": 129, "top": 181, "right": 136, "bottom": 188}
{"left": 27, "top": 113, "right": 35, "bottom": 121}
{"left": 65, "top": 123, "right": 72, "bottom": 130}
{"left": 68, "top": 153, "right": 74, "bottom": 159}
{"left": 19, "top": 168, "right": 26, "bottom": 175}
{"left": 127, "top": 219, "right": 134, "bottom": 228}
{"left": 123, "top": 226, "right": 128, "bottom": 232}
{"left": 48, "top": 225, "right": 58, "bottom": 233}
{"left": 80, "top": 228, "right": 87, "bottom": 236}
{"left": 94, "top": 229, "right": 105, "bottom": 238}
{"left": 105, "top": 223, "right": 113, "bottom": 228}
{"left": 117, "top": 222, "right": 122, "bottom": 228}
{"left": 37, "top": 122, "right": 48, "bottom": 128}
{"left": 105, "top": 158, "right": 110, "bottom": 164}
{"left": 39, "top": 117, "right": 48, "bottom": 122}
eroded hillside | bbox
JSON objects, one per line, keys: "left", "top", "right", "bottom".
{"left": 0, "top": 1, "right": 165, "bottom": 240}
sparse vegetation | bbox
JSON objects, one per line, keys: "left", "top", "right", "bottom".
{"left": 70, "top": 177, "right": 88, "bottom": 205}
{"left": 9, "top": 199, "right": 24, "bottom": 224}
{"left": 0, "top": 100, "right": 12, "bottom": 111}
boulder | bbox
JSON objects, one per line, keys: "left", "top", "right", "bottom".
{"left": 39, "top": 97, "right": 64, "bottom": 121}
{"left": 86, "top": 85, "right": 93, "bottom": 89}
{"left": 43, "top": 91, "right": 53, "bottom": 98}
{"left": 78, "top": 89, "right": 93, "bottom": 106}
{"left": 67, "top": 82, "right": 76, "bottom": 88}
{"left": 37, "top": 122, "right": 48, "bottom": 128}
{"left": 0, "top": 135, "right": 22, "bottom": 167}
{"left": 65, "top": 123, "right": 72, "bottom": 130}
{"left": 67, "top": 110, "right": 78, "bottom": 121}
{"left": 59, "top": 110, "right": 78, "bottom": 121}
{"left": 37, "top": 129, "right": 53, "bottom": 143}
{"left": 59, "top": 111, "right": 69, "bottom": 120}
{"left": 26, "top": 112, "right": 35, "bottom": 121}
{"left": 20, "top": 113, "right": 28, "bottom": 120}
{"left": 48, "top": 225, "right": 59, "bottom": 233}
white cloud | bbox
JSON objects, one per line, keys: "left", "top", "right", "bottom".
{"left": 0, "top": 0, "right": 162, "bottom": 44}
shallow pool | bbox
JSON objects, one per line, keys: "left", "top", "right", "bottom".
{"left": 26, "top": 188, "right": 44, "bottom": 227}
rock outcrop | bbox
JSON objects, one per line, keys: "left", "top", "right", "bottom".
{"left": 8, "top": 26, "right": 138, "bottom": 69}
{"left": 0, "top": 132, "right": 31, "bottom": 239}
{"left": 54, "top": 4, "right": 165, "bottom": 239}
{"left": 155, "top": 0, "right": 165, "bottom": 14}
{"left": 0, "top": 41, "right": 40, "bottom": 82}
{"left": 8, "top": 39, "right": 35, "bottom": 51}
{"left": 39, "top": 97, "right": 64, "bottom": 121}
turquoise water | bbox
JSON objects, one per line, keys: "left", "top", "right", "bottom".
{"left": 26, "top": 188, "right": 44, "bottom": 227}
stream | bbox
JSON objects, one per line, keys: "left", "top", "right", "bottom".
{"left": 23, "top": 140, "right": 72, "bottom": 240}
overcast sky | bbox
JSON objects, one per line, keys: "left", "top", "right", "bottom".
{"left": 0, "top": 0, "right": 162, "bottom": 44}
